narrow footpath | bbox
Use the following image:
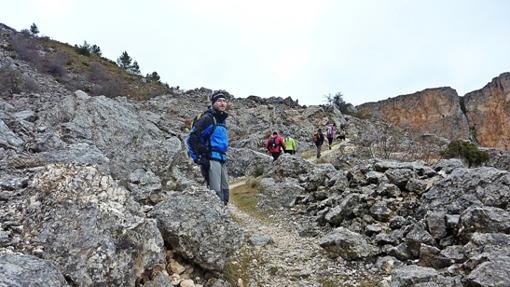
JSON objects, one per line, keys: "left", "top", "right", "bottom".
{"left": 227, "top": 139, "right": 371, "bottom": 287}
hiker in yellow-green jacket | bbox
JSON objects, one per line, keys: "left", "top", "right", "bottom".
{"left": 283, "top": 136, "right": 297, "bottom": 155}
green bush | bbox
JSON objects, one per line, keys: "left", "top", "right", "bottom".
{"left": 75, "top": 41, "right": 91, "bottom": 56}
{"left": 441, "top": 140, "right": 489, "bottom": 167}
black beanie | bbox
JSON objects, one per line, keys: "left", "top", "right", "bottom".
{"left": 210, "top": 91, "right": 226, "bottom": 105}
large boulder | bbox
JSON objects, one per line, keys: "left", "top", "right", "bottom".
{"left": 0, "top": 253, "right": 67, "bottom": 287}
{"left": 265, "top": 154, "right": 315, "bottom": 179}
{"left": 319, "top": 227, "right": 378, "bottom": 260}
{"left": 150, "top": 189, "right": 244, "bottom": 271}
{"left": 466, "top": 256, "right": 510, "bottom": 287}
{"left": 23, "top": 163, "right": 166, "bottom": 286}
{"left": 389, "top": 265, "right": 460, "bottom": 287}
{"left": 459, "top": 206, "right": 510, "bottom": 236}
{"left": 464, "top": 233, "right": 510, "bottom": 259}
{"left": 257, "top": 177, "right": 305, "bottom": 211}
{"left": 127, "top": 168, "right": 163, "bottom": 204}
{"left": 419, "top": 167, "right": 510, "bottom": 216}
{"left": 325, "top": 193, "right": 361, "bottom": 226}
{"left": 227, "top": 147, "right": 272, "bottom": 178}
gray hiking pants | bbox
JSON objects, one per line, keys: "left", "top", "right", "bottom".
{"left": 208, "top": 160, "right": 229, "bottom": 205}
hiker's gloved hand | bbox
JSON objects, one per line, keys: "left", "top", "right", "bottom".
{"left": 196, "top": 144, "right": 208, "bottom": 154}
{"left": 196, "top": 155, "right": 209, "bottom": 167}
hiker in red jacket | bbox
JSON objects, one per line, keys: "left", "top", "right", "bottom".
{"left": 266, "top": 131, "right": 285, "bottom": 161}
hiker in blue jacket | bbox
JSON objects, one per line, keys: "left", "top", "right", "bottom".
{"left": 187, "top": 91, "right": 230, "bottom": 205}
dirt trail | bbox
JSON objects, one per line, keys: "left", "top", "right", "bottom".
{"left": 227, "top": 139, "right": 364, "bottom": 286}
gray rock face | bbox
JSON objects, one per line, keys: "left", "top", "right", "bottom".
{"left": 464, "top": 233, "right": 510, "bottom": 259}
{"left": 406, "top": 224, "right": 435, "bottom": 256}
{"left": 0, "top": 253, "right": 67, "bottom": 287}
{"left": 390, "top": 265, "right": 439, "bottom": 287}
{"left": 227, "top": 147, "right": 272, "bottom": 178}
{"left": 249, "top": 233, "right": 273, "bottom": 247}
{"left": 466, "top": 256, "right": 510, "bottom": 287}
{"left": 39, "top": 91, "right": 181, "bottom": 179}
{"left": 420, "top": 167, "right": 510, "bottom": 215}
{"left": 258, "top": 177, "right": 305, "bottom": 210}
{"left": 265, "top": 154, "right": 315, "bottom": 179}
{"left": 0, "top": 119, "right": 24, "bottom": 151}
{"left": 432, "top": 159, "right": 465, "bottom": 174}
{"left": 370, "top": 201, "right": 392, "bottom": 222}
{"left": 357, "top": 87, "right": 469, "bottom": 142}
{"left": 39, "top": 142, "right": 111, "bottom": 173}
{"left": 486, "top": 148, "right": 510, "bottom": 172}
{"left": 319, "top": 227, "right": 378, "bottom": 260}
{"left": 459, "top": 206, "right": 510, "bottom": 235}
{"left": 385, "top": 168, "right": 415, "bottom": 189}
{"left": 150, "top": 189, "right": 244, "bottom": 271}
{"left": 426, "top": 211, "right": 448, "bottom": 240}
{"left": 24, "top": 164, "right": 166, "bottom": 286}
{"left": 325, "top": 193, "right": 360, "bottom": 226}
{"left": 300, "top": 163, "right": 337, "bottom": 192}
{"left": 128, "top": 168, "right": 163, "bottom": 204}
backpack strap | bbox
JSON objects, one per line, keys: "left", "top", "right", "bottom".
{"left": 207, "top": 115, "right": 217, "bottom": 152}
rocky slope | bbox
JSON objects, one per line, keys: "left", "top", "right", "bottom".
{"left": 357, "top": 73, "right": 510, "bottom": 151}
{"left": 1, "top": 21, "right": 510, "bottom": 287}
{"left": 231, "top": 150, "right": 510, "bottom": 287}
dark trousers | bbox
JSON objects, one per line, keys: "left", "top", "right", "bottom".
{"left": 284, "top": 150, "right": 295, "bottom": 154}
{"left": 271, "top": 152, "right": 281, "bottom": 161}
{"left": 316, "top": 144, "right": 323, "bottom": 158}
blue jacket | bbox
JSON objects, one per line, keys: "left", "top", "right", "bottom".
{"left": 187, "top": 109, "right": 229, "bottom": 162}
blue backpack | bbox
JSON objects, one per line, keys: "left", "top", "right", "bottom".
{"left": 186, "top": 112, "right": 217, "bottom": 162}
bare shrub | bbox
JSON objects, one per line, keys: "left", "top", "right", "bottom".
{"left": 42, "top": 52, "right": 67, "bottom": 77}
{"left": 0, "top": 67, "right": 41, "bottom": 96}
{"left": 21, "top": 76, "right": 41, "bottom": 93}
{"left": 0, "top": 66, "right": 21, "bottom": 96}
{"left": 11, "top": 34, "right": 40, "bottom": 64}
{"left": 95, "top": 76, "right": 127, "bottom": 97}
{"left": 357, "top": 123, "right": 402, "bottom": 159}
{"left": 88, "top": 62, "right": 109, "bottom": 83}
{"left": 86, "top": 63, "right": 126, "bottom": 97}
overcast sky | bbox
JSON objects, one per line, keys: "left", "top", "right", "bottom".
{"left": 1, "top": 0, "right": 509, "bottom": 105}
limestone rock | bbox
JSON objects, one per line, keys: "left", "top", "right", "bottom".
{"left": 150, "top": 189, "right": 244, "bottom": 271}
{"left": 357, "top": 87, "right": 469, "bottom": 141}
{"left": 0, "top": 253, "right": 67, "bottom": 287}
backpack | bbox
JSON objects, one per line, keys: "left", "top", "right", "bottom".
{"left": 312, "top": 132, "right": 319, "bottom": 143}
{"left": 326, "top": 126, "right": 333, "bottom": 138}
{"left": 269, "top": 137, "right": 278, "bottom": 148}
{"left": 186, "top": 111, "right": 217, "bottom": 161}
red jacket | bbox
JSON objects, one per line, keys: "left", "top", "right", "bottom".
{"left": 266, "top": 135, "right": 285, "bottom": 153}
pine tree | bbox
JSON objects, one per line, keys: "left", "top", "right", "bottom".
{"left": 146, "top": 71, "right": 160, "bottom": 82}
{"left": 75, "top": 41, "right": 91, "bottom": 56}
{"left": 117, "top": 51, "right": 132, "bottom": 69}
{"left": 129, "top": 61, "right": 140, "bottom": 75}
{"left": 30, "top": 23, "right": 39, "bottom": 36}
{"left": 90, "top": 45, "right": 102, "bottom": 56}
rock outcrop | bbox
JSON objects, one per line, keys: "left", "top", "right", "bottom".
{"left": 357, "top": 87, "right": 469, "bottom": 141}
{"left": 22, "top": 164, "right": 166, "bottom": 286}
{"left": 356, "top": 73, "right": 510, "bottom": 151}
{"left": 464, "top": 72, "right": 510, "bottom": 150}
